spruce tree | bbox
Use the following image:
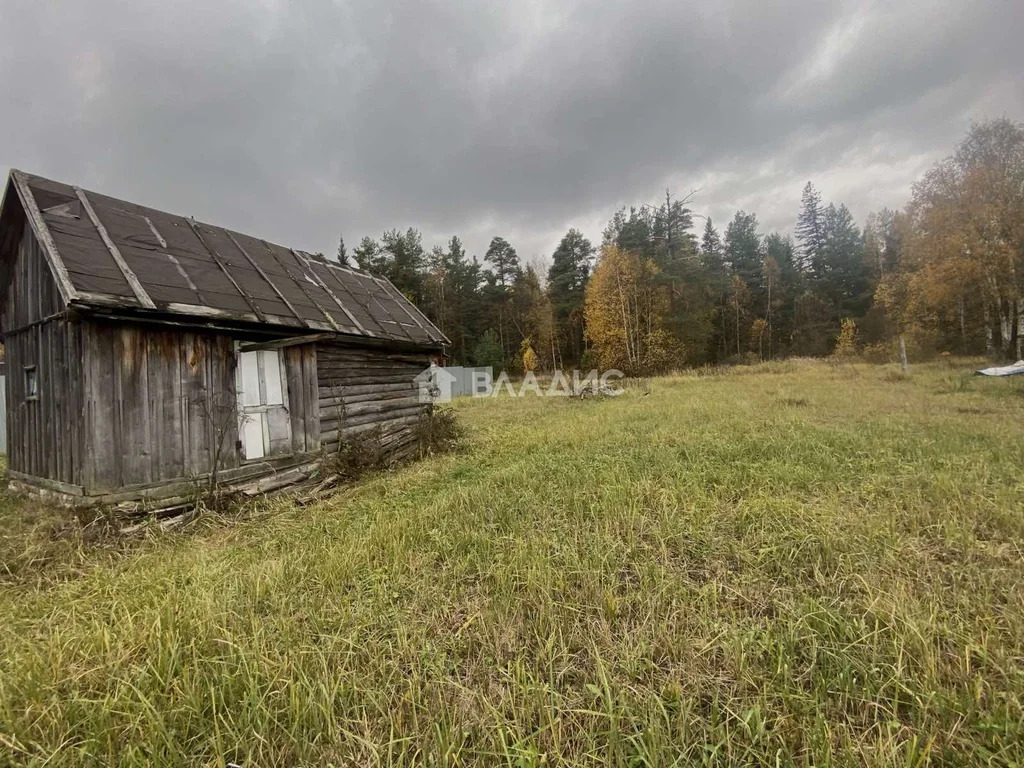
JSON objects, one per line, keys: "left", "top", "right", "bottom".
{"left": 700, "top": 218, "right": 724, "bottom": 274}
{"left": 725, "top": 211, "right": 762, "bottom": 292}
{"left": 700, "top": 217, "right": 731, "bottom": 362}
{"left": 795, "top": 181, "right": 824, "bottom": 275}
{"left": 820, "top": 203, "right": 870, "bottom": 318}
{"left": 336, "top": 234, "right": 349, "bottom": 266}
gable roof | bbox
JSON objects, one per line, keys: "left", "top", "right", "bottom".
{"left": 0, "top": 170, "right": 448, "bottom": 348}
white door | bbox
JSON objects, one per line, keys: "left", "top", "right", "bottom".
{"left": 237, "top": 347, "right": 292, "bottom": 460}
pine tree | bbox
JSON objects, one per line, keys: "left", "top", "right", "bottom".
{"left": 548, "top": 229, "right": 593, "bottom": 300}
{"left": 644, "top": 194, "right": 702, "bottom": 363}
{"left": 547, "top": 228, "right": 594, "bottom": 365}
{"left": 700, "top": 218, "right": 730, "bottom": 305}
{"left": 603, "top": 206, "right": 656, "bottom": 258}
{"left": 650, "top": 192, "right": 697, "bottom": 268}
{"left": 480, "top": 237, "right": 521, "bottom": 365}
{"left": 353, "top": 236, "right": 384, "bottom": 272}
{"left": 454, "top": 250, "right": 485, "bottom": 363}
{"left": 484, "top": 236, "right": 520, "bottom": 289}
{"left": 380, "top": 228, "right": 426, "bottom": 302}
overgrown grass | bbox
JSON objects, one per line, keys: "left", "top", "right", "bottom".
{"left": 2, "top": 360, "right": 1024, "bottom": 766}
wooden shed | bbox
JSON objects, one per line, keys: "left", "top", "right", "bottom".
{"left": 0, "top": 170, "right": 448, "bottom": 505}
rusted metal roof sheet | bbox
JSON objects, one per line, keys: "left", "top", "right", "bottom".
{"left": 1, "top": 170, "right": 448, "bottom": 347}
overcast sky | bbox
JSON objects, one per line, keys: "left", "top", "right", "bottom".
{"left": 2, "top": 0, "right": 1022, "bottom": 267}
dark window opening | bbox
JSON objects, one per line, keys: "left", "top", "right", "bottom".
{"left": 25, "top": 366, "right": 38, "bottom": 400}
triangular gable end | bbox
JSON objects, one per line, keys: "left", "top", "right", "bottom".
{"left": 3, "top": 170, "right": 79, "bottom": 309}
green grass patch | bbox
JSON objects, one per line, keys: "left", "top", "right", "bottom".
{"left": 2, "top": 360, "right": 1023, "bottom": 766}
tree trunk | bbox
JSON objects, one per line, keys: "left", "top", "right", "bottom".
{"left": 614, "top": 268, "right": 634, "bottom": 368}
{"left": 898, "top": 334, "right": 909, "bottom": 373}
{"left": 984, "top": 303, "right": 995, "bottom": 356}
{"left": 1017, "top": 298, "right": 1024, "bottom": 360}
{"left": 958, "top": 295, "right": 966, "bottom": 347}
{"left": 999, "top": 298, "right": 1013, "bottom": 356}
{"left": 735, "top": 305, "right": 740, "bottom": 357}
{"left": 498, "top": 305, "right": 506, "bottom": 367}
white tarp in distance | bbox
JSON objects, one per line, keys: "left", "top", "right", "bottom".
{"left": 976, "top": 360, "right": 1024, "bottom": 377}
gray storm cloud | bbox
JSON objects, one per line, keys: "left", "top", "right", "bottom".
{"left": 1, "top": 0, "right": 1021, "bottom": 263}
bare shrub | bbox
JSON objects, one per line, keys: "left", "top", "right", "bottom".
{"left": 414, "top": 407, "right": 465, "bottom": 457}
{"left": 323, "top": 426, "right": 387, "bottom": 482}
{"left": 195, "top": 389, "right": 240, "bottom": 503}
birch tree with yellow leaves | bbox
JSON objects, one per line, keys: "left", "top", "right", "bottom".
{"left": 883, "top": 119, "right": 1024, "bottom": 357}
{"left": 584, "top": 246, "right": 677, "bottom": 374}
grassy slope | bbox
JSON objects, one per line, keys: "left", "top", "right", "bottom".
{"left": 1, "top": 360, "right": 1023, "bottom": 767}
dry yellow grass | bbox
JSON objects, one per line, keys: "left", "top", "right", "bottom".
{"left": 1, "top": 359, "right": 1023, "bottom": 766}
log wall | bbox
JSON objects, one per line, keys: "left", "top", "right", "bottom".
{"left": 315, "top": 342, "right": 432, "bottom": 459}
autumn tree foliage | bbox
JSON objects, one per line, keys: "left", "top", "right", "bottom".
{"left": 521, "top": 339, "right": 538, "bottom": 372}
{"left": 875, "top": 119, "right": 1024, "bottom": 358}
{"left": 347, "top": 119, "right": 1024, "bottom": 371}
{"left": 584, "top": 246, "right": 676, "bottom": 374}
{"left": 511, "top": 265, "right": 557, "bottom": 371}
{"left": 833, "top": 318, "right": 858, "bottom": 357}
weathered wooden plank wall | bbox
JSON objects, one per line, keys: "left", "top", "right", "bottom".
{"left": 81, "top": 322, "right": 321, "bottom": 493}
{"left": 0, "top": 374, "right": 7, "bottom": 454}
{"left": 316, "top": 342, "right": 430, "bottom": 458}
{"left": 2, "top": 227, "right": 84, "bottom": 486}
{"left": 4, "top": 224, "right": 63, "bottom": 328}
{"left": 283, "top": 344, "right": 320, "bottom": 455}
{"left": 82, "top": 321, "right": 239, "bottom": 491}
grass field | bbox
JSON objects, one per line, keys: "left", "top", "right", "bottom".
{"left": 2, "top": 359, "right": 1024, "bottom": 766}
